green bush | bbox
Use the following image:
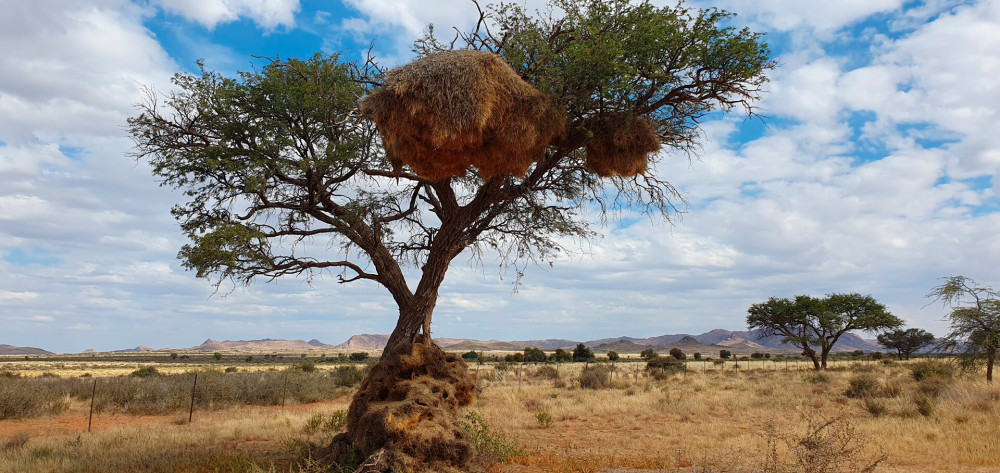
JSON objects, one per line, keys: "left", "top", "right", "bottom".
{"left": 646, "top": 356, "right": 686, "bottom": 377}
{"left": 330, "top": 365, "right": 363, "bottom": 387}
{"left": 129, "top": 366, "right": 161, "bottom": 378}
{"left": 910, "top": 360, "right": 954, "bottom": 381}
{"left": 459, "top": 411, "right": 522, "bottom": 463}
{"left": 461, "top": 351, "right": 480, "bottom": 362}
{"left": 534, "top": 411, "right": 553, "bottom": 428}
{"left": 348, "top": 352, "right": 368, "bottom": 362}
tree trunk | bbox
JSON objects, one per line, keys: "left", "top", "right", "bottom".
{"left": 803, "top": 347, "right": 821, "bottom": 370}
{"left": 988, "top": 355, "right": 994, "bottom": 382}
{"left": 820, "top": 347, "right": 831, "bottom": 370}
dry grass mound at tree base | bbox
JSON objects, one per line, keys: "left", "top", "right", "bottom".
{"left": 583, "top": 113, "right": 661, "bottom": 178}
{"left": 361, "top": 50, "right": 566, "bottom": 180}
{"left": 321, "top": 340, "right": 478, "bottom": 473}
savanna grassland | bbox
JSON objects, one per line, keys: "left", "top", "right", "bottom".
{"left": 1, "top": 354, "right": 998, "bottom": 473}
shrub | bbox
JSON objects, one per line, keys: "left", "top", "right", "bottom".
{"left": 719, "top": 350, "right": 732, "bottom": 360}
{"left": 572, "top": 343, "right": 594, "bottom": 362}
{"left": 579, "top": 365, "right": 612, "bottom": 389}
{"left": 693, "top": 352, "right": 701, "bottom": 360}
{"left": 224, "top": 366, "right": 239, "bottom": 373}
{"left": 534, "top": 412, "right": 553, "bottom": 428}
{"left": 550, "top": 348, "right": 572, "bottom": 362}
{"left": 532, "top": 365, "right": 559, "bottom": 380}
{"left": 293, "top": 361, "right": 318, "bottom": 372}
{"left": 129, "top": 366, "right": 161, "bottom": 378}
{"left": 523, "top": 347, "right": 547, "bottom": 362}
{"left": 806, "top": 372, "right": 830, "bottom": 384}
{"left": 213, "top": 352, "right": 223, "bottom": 361}
{"left": 461, "top": 350, "right": 480, "bottom": 362}
{"left": 911, "top": 360, "right": 954, "bottom": 381}
{"left": 459, "top": 411, "right": 521, "bottom": 463}
{"left": 606, "top": 351, "right": 619, "bottom": 361}
{"left": 348, "top": 352, "right": 369, "bottom": 362}
{"left": 845, "top": 374, "right": 881, "bottom": 398}
{"left": 640, "top": 348, "right": 658, "bottom": 360}
{"left": 330, "top": 366, "right": 363, "bottom": 387}
{"left": 646, "top": 356, "right": 686, "bottom": 377}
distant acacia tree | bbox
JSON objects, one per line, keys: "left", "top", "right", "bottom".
{"left": 927, "top": 276, "right": 1000, "bottom": 382}
{"left": 877, "top": 328, "right": 935, "bottom": 360}
{"left": 668, "top": 347, "right": 686, "bottom": 360}
{"left": 128, "top": 0, "right": 773, "bottom": 469}
{"left": 747, "top": 293, "right": 902, "bottom": 370}
{"left": 606, "top": 350, "right": 620, "bottom": 362}
{"left": 523, "top": 346, "right": 547, "bottom": 362}
{"left": 640, "top": 348, "right": 658, "bottom": 360}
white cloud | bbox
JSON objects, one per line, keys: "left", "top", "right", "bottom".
{"left": 0, "top": 291, "right": 40, "bottom": 302}
{"left": 155, "top": 0, "right": 300, "bottom": 30}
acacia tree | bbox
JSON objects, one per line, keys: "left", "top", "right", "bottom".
{"left": 129, "top": 0, "right": 773, "bottom": 468}
{"left": 927, "top": 276, "right": 1000, "bottom": 382}
{"left": 747, "top": 293, "right": 902, "bottom": 370}
{"left": 877, "top": 328, "right": 935, "bottom": 360}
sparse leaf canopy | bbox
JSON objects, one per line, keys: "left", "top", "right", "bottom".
{"left": 128, "top": 0, "right": 773, "bottom": 351}
{"left": 927, "top": 276, "right": 1000, "bottom": 380}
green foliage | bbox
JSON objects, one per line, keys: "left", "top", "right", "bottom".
{"left": 747, "top": 293, "right": 902, "bottom": 370}
{"left": 461, "top": 350, "right": 481, "bottom": 362}
{"left": 606, "top": 350, "right": 620, "bottom": 361}
{"left": 719, "top": 350, "right": 731, "bottom": 360}
{"left": 330, "top": 365, "right": 363, "bottom": 387}
{"left": 170, "top": 353, "right": 178, "bottom": 360}
{"left": 292, "top": 361, "right": 317, "bottom": 372}
{"left": 459, "top": 411, "right": 522, "bottom": 463}
{"left": 692, "top": 352, "right": 701, "bottom": 360}
{"left": 646, "top": 355, "right": 686, "bottom": 376}
{"left": 928, "top": 276, "right": 1000, "bottom": 381}
{"left": 572, "top": 343, "right": 594, "bottom": 362}
{"left": 213, "top": 352, "right": 223, "bottom": 361}
{"left": 640, "top": 348, "right": 658, "bottom": 360}
{"left": 578, "top": 364, "right": 613, "bottom": 389}
{"left": 534, "top": 411, "right": 554, "bottom": 428}
{"left": 348, "top": 352, "right": 368, "bottom": 362}
{"left": 877, "top": 328, "right": 935, "bottom": 360}
{"left": 523, "top": 347, "right": 547, "bottom": 363}
{"left": 129, "top": 366, "right": 161, "bottom": 378}
{"left": 550, "top": 349, "right": 572, "bottom": 362}
{"left": 668, "top": 348, "right": 686, "bottom": 360}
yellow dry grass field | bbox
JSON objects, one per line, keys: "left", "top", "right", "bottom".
{"left": 2, "top": 357, "right": 998, "bottom": 473}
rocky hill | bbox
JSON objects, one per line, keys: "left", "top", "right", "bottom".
{"left": 189, "top": 338, "right": 336, "bottom": 351}
{"left": 0, "top": 344, "right": 52, "bottom": 355}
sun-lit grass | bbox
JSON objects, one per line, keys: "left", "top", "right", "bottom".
{"left": 3, "top": 356, "right": 999, "bottom": 472}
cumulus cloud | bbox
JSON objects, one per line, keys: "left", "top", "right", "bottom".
{"left": 155, "top": 0, "right": 300, "bottom": 30}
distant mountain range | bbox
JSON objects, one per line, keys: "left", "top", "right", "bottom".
{"left": 4, "top": 329, "right": 885, "bottom": 355}
{"left": 0, "top": 344, "right": 53, "bottom": 355}
{"left": 330, "top": 329, "right": 882, "bottom": 355}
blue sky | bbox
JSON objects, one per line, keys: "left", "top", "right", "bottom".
{"left": 2, "top": 0, "right": 999, "bottom": 353}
